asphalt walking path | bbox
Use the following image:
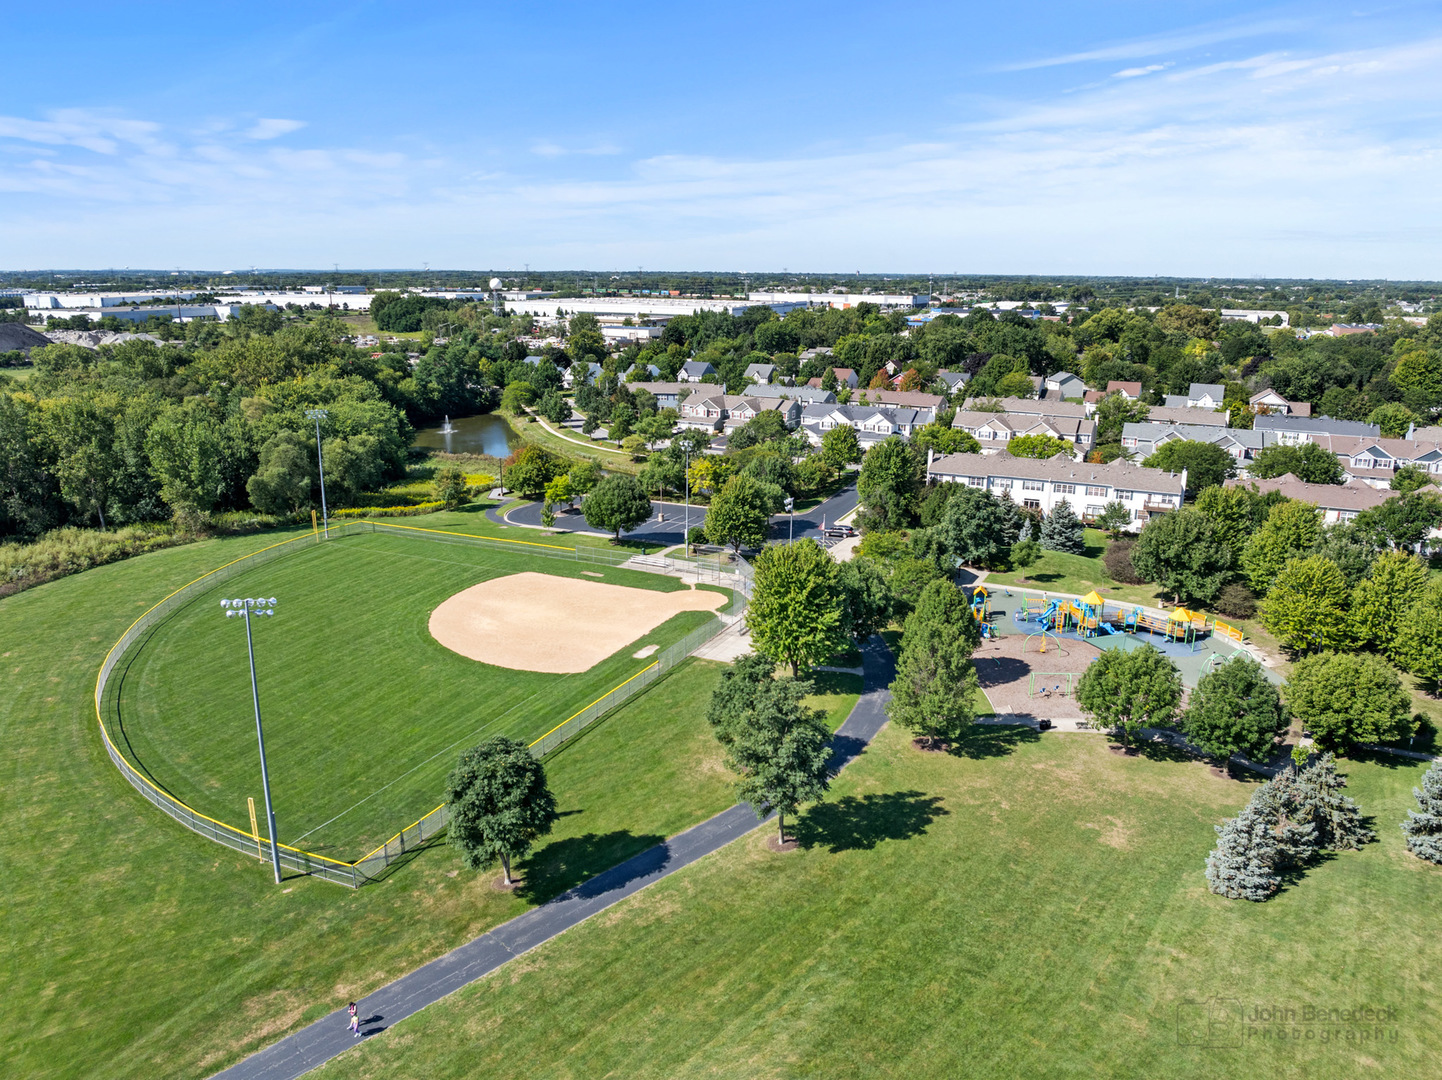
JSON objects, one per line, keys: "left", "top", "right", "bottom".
{"left": 212, "top": 636, "right": 896, "bottom": 1080}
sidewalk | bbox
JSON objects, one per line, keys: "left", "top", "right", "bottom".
{"left": 212, "top": 637, "right": 897, "bottom": 1080}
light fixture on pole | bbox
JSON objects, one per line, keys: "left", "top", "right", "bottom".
{"left": 304, "top": 408, "right": 330, "bottom": 538}
{"left": 785, "top": 496, "right": 795, "bottom": 543}
{"left": 222, "top": 597, "right": 283, "bottom": 884}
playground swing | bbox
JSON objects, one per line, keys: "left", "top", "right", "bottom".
{"left": 1029, "top": 672, "right": 1075, "bottom": 698}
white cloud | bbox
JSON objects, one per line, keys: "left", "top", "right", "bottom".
{"left": 245, "top": 118, "right": 306, "bottom": 140}
{"left": 3, "top": 35, "right": 1442, "bottom": 276}
{"left": 1000, "top": 17, "right": 1299, "bottom": 70}
{"left": 1113, "top": 63, "right": 1170, "bottom": 78}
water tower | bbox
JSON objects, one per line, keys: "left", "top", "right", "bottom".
{"left": 490, "top": 276, "right": 504, "bottom": 316}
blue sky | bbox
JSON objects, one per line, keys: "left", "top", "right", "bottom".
{"left": 4, "top": 1, "right": 1442, "bottom": 276}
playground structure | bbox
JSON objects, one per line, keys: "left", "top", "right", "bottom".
{"left": 971, "top": 585, "right": 995, "bottom": 639}
{"left": 1012, "top": 591, "right": 1221, "bottom": 653}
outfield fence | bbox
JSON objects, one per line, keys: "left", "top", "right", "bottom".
{"left": 95, "top": 519, "right": 746, "bottom": 887}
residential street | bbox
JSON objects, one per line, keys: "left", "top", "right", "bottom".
{"left": 496, "top": 479, "right": 859, "bottom": 549}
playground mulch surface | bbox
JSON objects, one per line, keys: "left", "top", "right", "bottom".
{"left": 973, "top": 631, "right": 1102, "bottom": 719}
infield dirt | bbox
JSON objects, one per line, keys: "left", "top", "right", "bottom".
{"left": 429, "top": 571, "right": 725, "bottom": 672}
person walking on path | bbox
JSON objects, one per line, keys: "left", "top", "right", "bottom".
{"left": 348, "top": 1003, "right": 359, "bottom": 1038}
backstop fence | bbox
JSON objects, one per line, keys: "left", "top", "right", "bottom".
{"left": 94, "top": 519, "right": 747, "bottom": 887}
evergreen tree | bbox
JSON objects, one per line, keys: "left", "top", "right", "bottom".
{"left": 1205, "top": 799, "right": 1281, "bottom": 901}
{"left": 1401, "top": 759, "right": 1442, "bottom": 863}
{"left": 1039, "top": 498, "right": 1085, "bottom": 554}
{"left": 1288, "top": 753, "right": 1375, "bottom": 851}
{"left": 1249, "top": 775, "right": 1318, "bottom": 870}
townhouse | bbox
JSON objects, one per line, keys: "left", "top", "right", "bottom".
{"left": 951, "top": 409, "right": 1095, "bottom": 459}
{"left": 924, "top": 450, "right": 1187, "bottom": 531}
{"left": 1121, "top": 422, "right": 1265, "bottom": 463}
{"left": 678, "top": 392, "right": 801, "bottom": 432}
{"left": 800, "top": 404, "right": 932, "bottom": 448}
{"left": 1162, "top": 382, "right": 1227, "bottom": 410}
{"left": 1225, "top": 474, "right": 1399, "bottom": 525}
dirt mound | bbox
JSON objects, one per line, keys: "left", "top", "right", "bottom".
{"left": 0, "top": 322, "right": 52, "bottom": 354}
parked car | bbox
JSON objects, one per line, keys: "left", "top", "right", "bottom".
{"left": 823, "top": 524, "right": 856, "bottom": 538}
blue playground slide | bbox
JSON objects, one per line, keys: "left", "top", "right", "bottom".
{"left": 1093, "top": 620, "right": 1119, "bottom": 634}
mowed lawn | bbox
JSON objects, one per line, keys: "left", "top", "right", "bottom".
{"left": 1, "top": 527, "right": 744, "bottom": 1079}
{"left": 315, "top": 726, "right": 1442, "bottom": 1080}
{"left": 110, "top": 529, "right": 722, "bottom": 856}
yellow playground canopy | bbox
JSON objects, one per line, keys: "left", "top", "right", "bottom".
{"left": 1169, "top": 607, "right": 1201, "bottom": 622}
{"left": 1080, "top": 590, "right": 1106, "bottom": 607}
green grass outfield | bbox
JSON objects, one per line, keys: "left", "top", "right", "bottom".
{"left": 317, "top": 725, "right": 1442, "bottom": 1080}
{"left": 109, "top": 527, "right": 727, "bottom": 858}
{"left": 1, "top": 526, "right": 747, "bottom": 1078}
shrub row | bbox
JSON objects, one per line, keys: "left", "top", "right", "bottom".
{"left": 331, "top": 501, "right": 446, "bottom": 519}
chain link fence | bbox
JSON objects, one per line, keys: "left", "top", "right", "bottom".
{"left": 96, "top": 518, "right": 747, "bottom": 887}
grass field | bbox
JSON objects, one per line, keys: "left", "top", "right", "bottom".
{"left": 315, "top": 725, "right": 1442, "bottom": 1080}
{"left": 2, "top": 525, "right": 750, "bottom": 1079}
{"left": 109, "top": 528, "right": 726, "bottom": 857}
{"left": 986, "top": 527, "right": 1166, "bottom": 608}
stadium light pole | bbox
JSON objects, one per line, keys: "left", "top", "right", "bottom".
{"left": 304, "top": 408, "right": 330, "bottom": 538}
{"left": 223, "top": 597, "right": 282, "bottom": 884}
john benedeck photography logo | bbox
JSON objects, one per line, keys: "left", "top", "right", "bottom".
{"left": 1176, "top": 997, "right": 1401, "bottom": 1048}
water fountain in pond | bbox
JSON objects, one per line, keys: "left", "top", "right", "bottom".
{"left": 439, "top": 414, "right": 455, "bottom": 434}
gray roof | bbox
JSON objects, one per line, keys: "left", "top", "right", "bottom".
{"left": 1123, "top": 422, "right": 1264, "bottom": 450}
{"left": 962, "top": 395, "right": 1088, "bottom": 419}
{"left": 1188, "top": 383, "right": 1226, "bottom": 399}
{"left": 927, "top": 451, "right": 1186, "bottom": 493}
{"left": 1047, "top": 371, "right": 1083, "bottom": 384}
{"left": 748, "top": 383, "right": 837, "bottom": 404}
{"left": 802, "top": 403, "right": 930, "bottom": 426}
{"left": 680, "top": 360, "right": 715, "bottom": 375}
{"left": 1142, "top": 405, "right": 1228, "bottom": 427}
{"left": 523, "top": 354, "right": 544, "bottom": 365}
{"left": 1253, "top": 414, "right": 1379, "bottom": 438}
{"left": 1163, "top": 395, "right": 1190, "bottom": 409}
{"left": 935, "top": 370, "right": 970, "bottom": 387}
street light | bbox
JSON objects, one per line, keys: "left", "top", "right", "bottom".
{"left": 222, "top": 597, "right": 283, "bottom": 884}
{"left": 785, "top": 496, "right": 795, "bottom": 543}
{"left": 304, "top": 408, "right": 329, "bottom": 538}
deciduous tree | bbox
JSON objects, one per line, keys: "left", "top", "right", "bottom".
{"left": 444, "top": 736, "right": 559, "bottom": 885}
{"left": 887, "top": 578, "right": 982, "bottom": 747}
{"left": 1350, "top": 550, "right": 1430, "bottom": 658}
{"left": 1241, "top": 499, "right": 1322, "bottom": 593}
{"left": 582, "top": 474, "right": 652, "bottom": 540}
{"left": 1261, "top": 556, "right": 1353, "bottom": 653}
{"left": 1076, "top": 644, "right": 1182, "bottom": 747}
{"left": 1284, "top": 651, "right": 1414, "bottom": 750}
{"left": 857, "top": 436, "right": 920, "bottom": 531}
{"left": 1130, "top": 509, "right": 1233, "bottom": 605}
{"left": 1183, "top": 655, "right": 1287, "bottom": 765}
{"left": 1141, "top": 440, "right": 1235, "bottom": 495}
{"left": 747, "top": 538, "right": 848, "bottom": 675}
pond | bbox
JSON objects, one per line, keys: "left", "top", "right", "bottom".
{"left": 413, "top": 413, "right": 520, "bottom": 458}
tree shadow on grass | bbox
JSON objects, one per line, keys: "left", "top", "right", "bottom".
{"left": 515, "top": 829, "right": 664, "bottom": 902}
{"left": 794, "top": 790, "right": 948, "bottom": 853}
{"left": 1273, "top": 850, "right": 1339, "bottom": 896}
{"left": 951, "top": 723, "right": 1041, "bottom": 759}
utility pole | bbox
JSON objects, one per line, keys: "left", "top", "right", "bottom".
{"left": 222, "top": 597, "right": 282, "bottom": 884}
{"left": 305, "top": 409, "right": 330, "bottom": 537}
